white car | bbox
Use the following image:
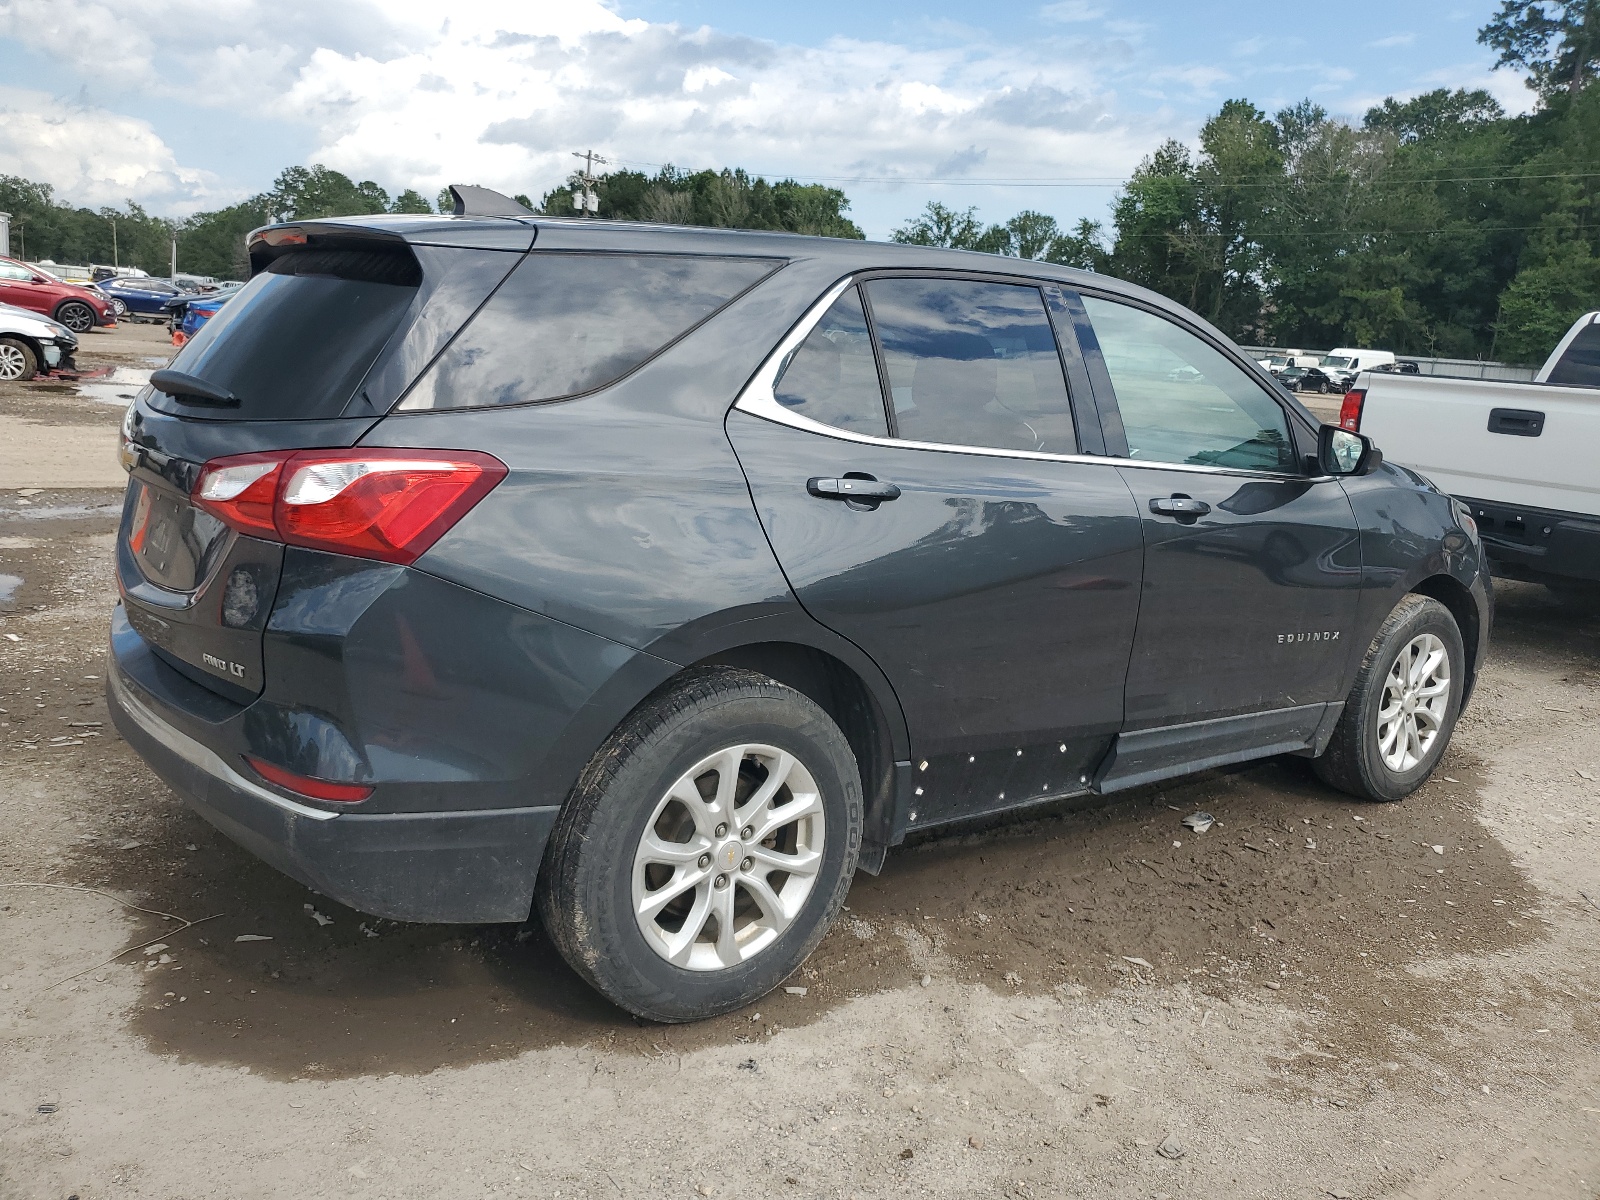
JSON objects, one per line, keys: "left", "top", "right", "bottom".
{"left": 0, "top": 301, "right": 79, "bottom": 381}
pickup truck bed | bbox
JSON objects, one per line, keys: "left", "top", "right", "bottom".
{"left": 1352, "top": 370, "right": 1600, "bottom": 586}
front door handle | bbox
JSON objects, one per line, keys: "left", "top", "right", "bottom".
{"left": 1149, "top": 495, "right": 1211, "bottom": 518}
{"left": 808, "top": 476, "right": 901, "bottom": 502}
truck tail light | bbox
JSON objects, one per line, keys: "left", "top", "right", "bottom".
{"left": 194, "top": 448, "right": 506, "bottom": 565}
{"left": 1338, "top": 388, "right": 1366, "bottom": 432}
{"left": 245, "top": 755, "right": 373, "bottom": 803}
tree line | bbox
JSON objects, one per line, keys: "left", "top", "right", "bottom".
{"left": 0, "top": 165, "right": 436, "bottom": 282}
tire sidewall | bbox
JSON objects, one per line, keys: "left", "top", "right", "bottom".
{"left": 0, "top": 337, "right": 37, "bottom": 381}
{"left": 55, "top": 302, "right": 93, "bottom": 332}
{"left": 564, "top": 688, "right": 860, "bottom": 1020}
{"left": 1353, "top": 599, "right": 1464, "bottom": 800}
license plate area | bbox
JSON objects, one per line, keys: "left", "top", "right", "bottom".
{"left": 118, "top": 479, "right": 285, "bottom": 701}
{"left": 127, "top": 479, "right": 232, "bottom": 595}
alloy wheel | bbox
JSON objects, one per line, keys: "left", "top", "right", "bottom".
{"left": 57, "top": 304, "right": 94, "bottom": 333}
{"left": 111, "top": 298, "right": 129, "bottom": 317}
{"left": 1376, "top": 632, "right": 1451, "bottom": 772}
{"left": 632, "top": 743, "right": 825, "bottom": 971}
{"left": 0, "top": 342, "right": 28, "bottom": 380}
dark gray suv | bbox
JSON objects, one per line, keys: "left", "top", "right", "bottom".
{"left": 110, "top": 186, "right": 1490, "bottom": 1020}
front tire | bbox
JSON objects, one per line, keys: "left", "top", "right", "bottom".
{"left": 54, "top": 301, "right": 96, "bottom": 333}
{"left": 0, "top": 336, "right": 38, "bottom": 381}
{"left": 1314, "top": 594, "right": 1464, "bottom": 801}
{"left": 538, "top": 666, "right": 862, "bottom": 1022}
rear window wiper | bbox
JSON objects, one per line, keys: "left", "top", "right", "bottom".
{"left": 149, "top": 369, "right": 239, "bottom": 407}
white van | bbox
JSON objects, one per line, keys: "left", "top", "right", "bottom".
{"left": 1322, "top": 347, "right": 1395, "bottom": 374}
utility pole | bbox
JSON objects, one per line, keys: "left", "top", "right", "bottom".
{"left": 170, "top": 236, "right": 178, "bottom": 281}
{"left": 0, "top": 212, "right": 10, "bottom": 258}
{"left": 110, "top": 217, "right": 118, "bottom": 269}
{"left": 570, "top": 150, "right": 607, "bottom": 216}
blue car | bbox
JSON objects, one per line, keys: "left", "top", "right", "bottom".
{"left": 98, "top": 275, "right": 187, "bottom": 318}
{"left": 162, "top": 286, "right": 238, "bottom": 343}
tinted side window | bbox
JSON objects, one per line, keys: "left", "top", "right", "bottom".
{"left": 403, "top": 253, "right": 779, "bottom": 411}
{"left": 1548, "top": 320, "right": 1600, "bottom": 387}
{"left": 1083, "top": 296, "right": 1294, "bottom": 472}
{"left": 773, "top": 286, "right": 888, "bottom": 436}
{"left": 864, "top": 278, "right": 1075, "bottom": 454}
{"left": 0, "top": 263, "right": 33, "bottom": 281}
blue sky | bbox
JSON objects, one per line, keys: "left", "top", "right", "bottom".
{"left": 0, "top": 0, "right": 1531, "bottom": 238}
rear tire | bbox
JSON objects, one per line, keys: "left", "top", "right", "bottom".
{"left": 54, "top": 301, "right": 95, "bottom": 333}
{"left": 0, "top": 337, "right": 38, "bottom": 381}
{"left": 537, "top": 666, "right": 862, "bottom": 1022}
{"left": 1314, "top": 594, "right": 1464, "bottom": 801}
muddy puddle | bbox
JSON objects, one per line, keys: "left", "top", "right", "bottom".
{"left": 72, "top": 365, "right": 152, "bottom": 407}
{"left": 54, "top": 741, "right": 1539, "bottom": 1082}
{"left": 5, "top": 497, "right": 122, "bottom": 521}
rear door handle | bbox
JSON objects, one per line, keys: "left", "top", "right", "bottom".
{"left": 1487, "top": 407, "right": 1544, "bottom": 437}
{"left": 1149, "top": 496, "right": 1211, "bottom": 517}
{"left": 808, "top": 476, "right": 901, "bottom": 502}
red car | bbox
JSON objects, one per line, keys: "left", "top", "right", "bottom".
{"left": 0, "top": 256, "right": 115, "bottom": 333}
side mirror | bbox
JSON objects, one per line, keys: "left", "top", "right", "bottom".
{"left": 1318, "top": 425, "right": 1382, "bottom": 476}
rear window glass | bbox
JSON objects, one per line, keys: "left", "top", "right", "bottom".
{"left": 161, "top": 248, "right": 420, "bottom": 420}
{"left": 1548, "top": 320, "right": 1600, "bottom": 387}
{"left": 399, "top": 252, "right": 779, "bottom": 411}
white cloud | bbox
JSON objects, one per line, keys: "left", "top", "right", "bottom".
{"left": 0, "top": 86, "right": 230, "bottom": 213}
{"left": 263, "top": 4, "right": 1163, "bottom": 227}
{"left": 0, "top": 0, "right": 1196, "bottom": 232}
{"left": 1370, "top": 33, "right": 1417, "bottom": 48}
{"left": 1040, "top": 1, "right": 1107, "bottom": 22}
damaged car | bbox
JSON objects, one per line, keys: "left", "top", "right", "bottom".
{"left": 0, "top": 301, "right": 78, "bottom": 380}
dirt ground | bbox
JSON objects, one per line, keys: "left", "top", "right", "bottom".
{"left": 2, "top": 328, "right": 1598, "bottom": 1199}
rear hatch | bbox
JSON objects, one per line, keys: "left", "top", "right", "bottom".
{"left": 117, "top": 224, "right": 526, "bottom": 703}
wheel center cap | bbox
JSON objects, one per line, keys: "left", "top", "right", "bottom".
{"left": 1403, "top": 693, "right": 1418, "bottom": 714}
{"left": 718, "top": 840, "right": 742, "bottom": 872}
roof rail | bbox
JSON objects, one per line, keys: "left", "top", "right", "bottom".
{"left": 447, "top": 185, "right": 534, "bottom": 218}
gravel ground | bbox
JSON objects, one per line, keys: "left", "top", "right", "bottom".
{"left": 1, "top": 335, "right": 1597, "bottom": 1199}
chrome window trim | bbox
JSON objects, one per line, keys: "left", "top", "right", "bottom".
{"left": 111, "top": 670, "right": 340, "bottom": 822}
{"left": 732, "top": 275, "right": 1329, "bottom": 484}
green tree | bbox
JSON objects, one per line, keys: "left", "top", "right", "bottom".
{"left": 179, "top": 199, "right": 271, "bottom": 280}
{"left": 889, "top": 201, "right": 988, "bottom": 249}
{"left": 1044, "top": 219, "right": 1110, "bottom": 272}
{"left": 266, "top": 165, "right": 391, "bottom": 221}
{"left": 1480, "top": 0, "right": 1600, "bottom": 96}
{"left": 1363, "top": 88, "right": 1505, "bottom": 142}
{"left": 539, "top": 164, "right": 864, "bottom": 238}
{"left": 390, "top": 189, "right": 434, "bottom": 214}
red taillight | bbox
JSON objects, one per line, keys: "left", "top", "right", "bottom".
{"left": 195, "top": 453, "right": 283, "bottom": 539}
{"left": 193, "top": 448, "right": 506, "bottom": 564}
{"left": 1338, "top": 389, "right": 1366, "bottom": 432}
{"left": 245, "top": 756, "right": 373, "bottom": 803}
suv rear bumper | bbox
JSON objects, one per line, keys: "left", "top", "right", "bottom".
{"left": 109, "top": 659, "right": 557, "bottom": 924}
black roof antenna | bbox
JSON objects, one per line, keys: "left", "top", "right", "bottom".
{"left": 448, "top": 185, "right": 534, "bottom": 218}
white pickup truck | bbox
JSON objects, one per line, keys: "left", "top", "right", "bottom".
{"left": 1342, "top": 311, "right": 1600, "bottom": 589}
